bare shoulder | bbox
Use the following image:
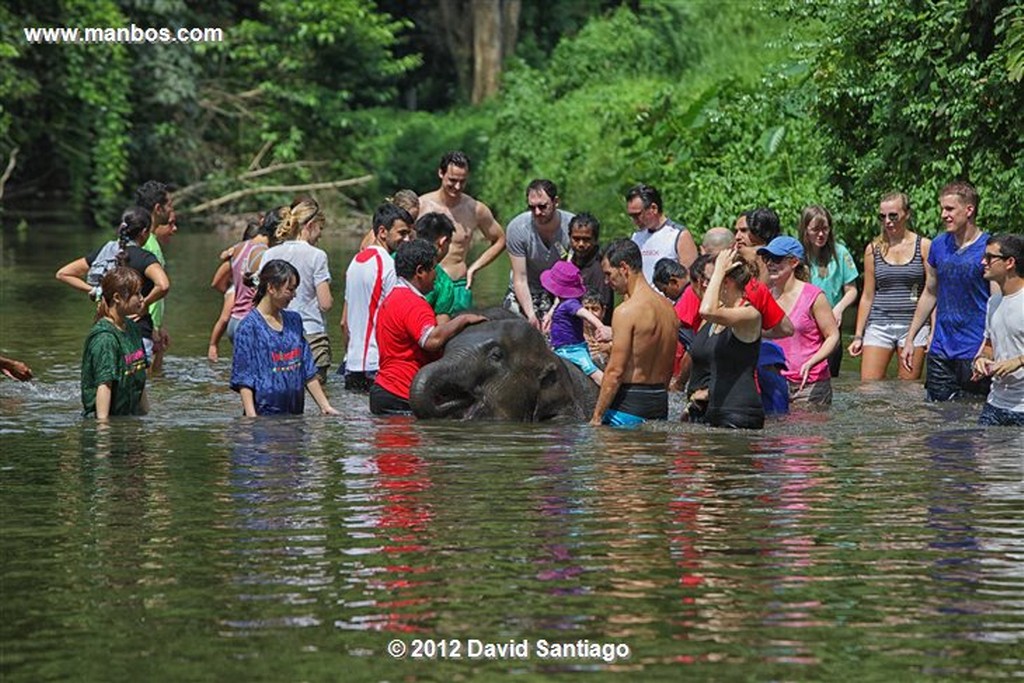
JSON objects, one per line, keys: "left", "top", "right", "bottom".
{"left": 612, "top": 296, "right": 640, "bottom": 326}
{"left": 419, "top": 191, "right": 444, "bottom": 212}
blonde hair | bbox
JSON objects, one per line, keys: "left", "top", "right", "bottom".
{"left": 387, "top": 189, "right": 419, "bottom": 223}
{"left": 873, "top": 191, "right": 911, "bottom": 258}
{"left": 270, "top": 197, "right": 322, "bottom": 244}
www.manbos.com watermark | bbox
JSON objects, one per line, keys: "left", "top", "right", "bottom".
{"left": 23, "top": 24, "right": 224, "bottom": 45}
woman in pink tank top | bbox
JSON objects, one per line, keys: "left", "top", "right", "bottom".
{"left": 759, "top": 236, "right": 840, "bottom": 407}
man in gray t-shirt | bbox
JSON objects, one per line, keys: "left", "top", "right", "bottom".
{"left": 502, "top": 179, "right": 574, "bottom": 329}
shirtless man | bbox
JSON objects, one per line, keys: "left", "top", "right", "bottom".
{"left": 590, "top": 239, "right": 679, "bottom": 427}
{"left": 419, "top": 151, "right": 506, "bottom": 311}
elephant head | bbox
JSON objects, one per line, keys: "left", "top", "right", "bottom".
{"left": 409, "top": 319, "right": 598, "bottom": 421}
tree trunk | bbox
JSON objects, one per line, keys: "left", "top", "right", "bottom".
{"left": 439, "top": 0, "right": 474, "bottom": 103}
{"left": 471, "top": 0, "right": 521, "bottom": 104}
{"left": 500, "top": 0, "right": 521, "bottom": 68}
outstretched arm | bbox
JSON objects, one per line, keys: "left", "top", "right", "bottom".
{"left": 590, "top": 312, "right": 634, "bottom": 425}
{"left": 0, "top": 355, "right": 33, "bottom": 381}
{"left": 423, "top": 313, "right": 487, "bottom": 354}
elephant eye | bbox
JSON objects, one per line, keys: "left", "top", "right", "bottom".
{"left": 540, "top": 365, "right": 557, "bottom": 388}
{"left": 486, "top": 345, "right": 504, "bottom": 363}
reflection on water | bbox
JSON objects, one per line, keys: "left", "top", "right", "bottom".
{"left": 2, "top": 232, "right": 1023, "bottom": 680}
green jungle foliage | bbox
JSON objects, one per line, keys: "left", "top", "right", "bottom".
{"left": 784, "top": 0, "right": 1024, "bottom": 246}
{"left": 477, "top": 0, "right": 1023, "bottom": 255}
{"left": 2, "top": 0, "right": 1021, "bottom": 254}
{"left": 480, "top": 2, "right": 836, "bottom": 240}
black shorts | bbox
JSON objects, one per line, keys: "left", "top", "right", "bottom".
{"left": 925, "top": 354, "right": 990, "bottom": 402}
{"left": 607, "top": 383, "right": 669, "bottom": 421}
{"left": 343, "top": 370, "right": 377, "bottom": 393}
{"left": 369, "top": 383, "right": 412, "bottom": 416}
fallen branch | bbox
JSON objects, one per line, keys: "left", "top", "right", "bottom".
{"left": 240, "top": 160, "right": 331, "bottom": 180}
{"left": 248, "top": 139, "right": 274, "bottom": 171}
{"left": 0, "top": 147, "right": 19, "bottom": 202}
{"left": 174, "top": 161, "right": 336, "bottom": 202}
{"left": 187, "top": 175, "right": 374, "bottom": 214}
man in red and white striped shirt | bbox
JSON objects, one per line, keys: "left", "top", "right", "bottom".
{"left": 340, "top": 203, "right": 414, "bottom": 392}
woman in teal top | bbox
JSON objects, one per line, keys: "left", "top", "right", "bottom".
{"left": 798, "top": 205, "right": 859, "bottom": 378}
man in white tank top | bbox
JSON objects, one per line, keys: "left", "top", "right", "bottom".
{"left": 626, "top": 183, "right": 697, "bottom": 285}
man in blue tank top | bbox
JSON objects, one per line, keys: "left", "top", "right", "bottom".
{"left": 901, "top": 181, "right": 993, "bottom": 401}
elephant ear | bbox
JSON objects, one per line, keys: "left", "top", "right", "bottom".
{"left": 533, "top": 358, "right": 596, "bottom": 421}
{"left": 531, "top": 362, "right": 565, "bottom": 421}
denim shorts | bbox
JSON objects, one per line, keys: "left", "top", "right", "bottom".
{"left": 978, "top": 402, "right": 1024, "bottom": 426}
{"left": 863, "top": 320, "right": 930, "bottom": 350}
{"left": 554, "top": 342, "right": 600, "bottom": 376}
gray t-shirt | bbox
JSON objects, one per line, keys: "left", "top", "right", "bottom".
{"left": 262, "top": 241, "right": 332, "bottom": 335}
{"left": 505, "top": 209, "right": 574, "bottom": 295}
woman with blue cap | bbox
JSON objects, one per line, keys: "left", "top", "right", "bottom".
{"left": 759, "top": 236, "right": 840, "bottom": 407}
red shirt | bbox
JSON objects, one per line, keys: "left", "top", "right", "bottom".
{"left": 677, "top": 278, "right": 785, "bottom": 331}
{"left": 677, "top": 286, "right": 702, "bottom": 331}
{"left": 745, "top": 278, "right": 785, "bottom": 330}
{"left": 374, "top": 281, "right": 437, "bottom": 399}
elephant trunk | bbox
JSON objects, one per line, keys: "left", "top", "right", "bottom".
{"left": 409, "top": 359, "right": 478, "bottom": 419}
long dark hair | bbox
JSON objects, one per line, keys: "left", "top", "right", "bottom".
{"left": 116, "top": 206, "right": 151, "bottom": 266}
{"left": 251, "top": 259, "right": 300, "bottom": 306}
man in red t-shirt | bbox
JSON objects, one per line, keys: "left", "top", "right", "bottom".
{"left": 370, "top": 239, "right": 486, "bottom": 415}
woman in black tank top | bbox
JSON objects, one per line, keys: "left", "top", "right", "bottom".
{"left": 698, "top": 247, "right": 765, "bottom": 429}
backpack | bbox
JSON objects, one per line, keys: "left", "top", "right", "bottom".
{"left": 86, "top": 240, "right": 122, "bottom": 287}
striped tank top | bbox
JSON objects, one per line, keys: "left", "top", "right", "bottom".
{"left": 868, "top": 235, "right": 924, "bottom": 326}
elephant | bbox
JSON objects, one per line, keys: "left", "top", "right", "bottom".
{"left": 409, "top": 318, "right": 599, "bottom": 421}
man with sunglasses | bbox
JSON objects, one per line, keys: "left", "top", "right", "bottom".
{"left": 972, "top": 234, "right": 1024, "bottom": 425}
{"left": 502, "top": 179, "right": 574, "bottom": 330}
{"left": 626, "top": 183, "right": 698, "bottom": 284}
{"left": 901, "top": 181, "right": 994, "bottom": 401}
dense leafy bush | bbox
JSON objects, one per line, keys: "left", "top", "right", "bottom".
{"left": 346, "top": 106, "right": 495, "bottom": 205}
{"left": 786, "top": 0, "right": 1024, "bottom": 242}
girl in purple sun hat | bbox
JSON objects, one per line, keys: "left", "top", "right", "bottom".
{"left": 540, "top": 261, "right": 612, "bottom": 384}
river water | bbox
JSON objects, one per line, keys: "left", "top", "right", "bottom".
{"left": 1, "top": 225, "right": 1022, "bottom": 681}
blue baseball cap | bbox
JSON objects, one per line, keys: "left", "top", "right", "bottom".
{"left": 757, "top": 236, "right": 805, "bottom": 260}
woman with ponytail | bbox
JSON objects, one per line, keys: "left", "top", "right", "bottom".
{"left": 261, "top": 196, "right": 334, "bottom": 382}
{"left": 230, "top": 259, "right": 338, "bottom": 416}
{"left": 56, "top": 206, "right": 171, "bottom": 359}
{"left": 80, "top": 267, "right": 149, "bottom": 418}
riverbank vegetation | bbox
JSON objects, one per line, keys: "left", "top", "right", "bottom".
{"left": 2, "top": 0, "right": 1021, "bottom": 252}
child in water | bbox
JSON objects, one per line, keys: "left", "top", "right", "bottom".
{"left": 80, "top": 267, "right": 150, "bottom": 418}
{"left": 582, "top": 291, "right": 610, "bottom": 369}
{"left": 230, "top": 260, "right": 339, "bottom": 416}
{"left": 540, "top": 261, "right": 612, "bottom": 385}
